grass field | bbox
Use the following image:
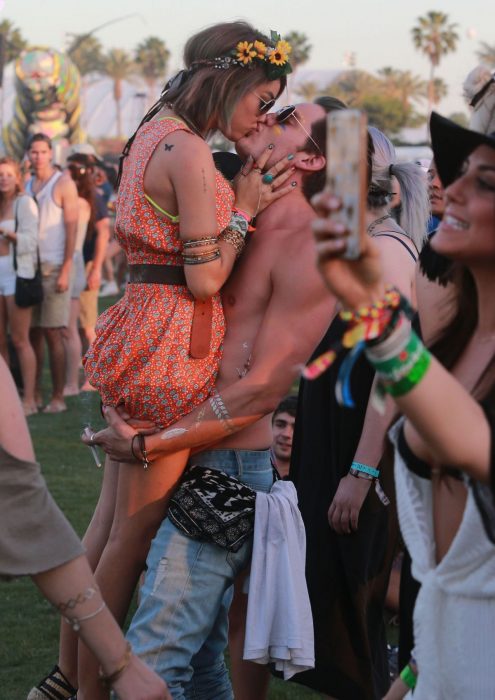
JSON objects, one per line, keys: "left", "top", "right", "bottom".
{"left": 0, "top": 306, "right": 317, "bottom": 699}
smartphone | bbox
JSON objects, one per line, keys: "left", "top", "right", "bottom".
{"left": 326, "top": 110, "right": 368, "bottom": 260}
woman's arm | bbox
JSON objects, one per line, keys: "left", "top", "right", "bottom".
{"left": 311, "top": 190, "right": 492, "bottom": 484}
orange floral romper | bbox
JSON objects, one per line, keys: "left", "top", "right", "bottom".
{"left": 84, "top": 118, "right": 234, "bottom": 427}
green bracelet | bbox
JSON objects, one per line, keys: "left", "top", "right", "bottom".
{"left": 399, "top": 663, "right": 417, "bottom": 690}
{"left": 381, "top": 349, "right": 431, "bottom": 397}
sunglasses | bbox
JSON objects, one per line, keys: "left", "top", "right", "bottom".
{"left": 276, "top": 105, "right": 322, "bottom": 153}
{"left": 254, "top": 93, "right": 276, "bottom": 115}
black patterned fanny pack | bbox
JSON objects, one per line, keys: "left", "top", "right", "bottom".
{"left": 168, "top": 464, "right": 256, "bottom": 552}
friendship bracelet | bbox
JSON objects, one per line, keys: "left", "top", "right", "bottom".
{"left": 227, "top": 212, "right": 249, "bottom": 239}
{"left": 64, "top": 600, "right": 107, "bottom": 632}
{"left": 99, "top": 641, "right": 133, "bottom": 689}
{"left": 399, "top": 662, "right": 417, "bottom": 690}
{"left": 350, "top": 462, "right": 380, "bottom": 479}
{"left": 233, "top": 207, "right": 252, "bottom": 223}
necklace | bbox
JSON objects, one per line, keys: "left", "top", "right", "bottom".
{"left": 367, "top": 213, "right": 390, "bottom": 235}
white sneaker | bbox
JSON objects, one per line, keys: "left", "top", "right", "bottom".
{"left": 99, "top": 280, "right": 120, "bottom": 297}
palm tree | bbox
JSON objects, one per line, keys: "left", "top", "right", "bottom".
{"left": 103, "top": 48, "right": 135, "bottom": 138}
{"left": 0, "top": 19, "right": 27, "bottom": 65}
{"left": 377, "top": 67, "right": 426, "bottom": 111}
{"left": 477, "top": 41, "right": 495, "bottom": 68}
{"left": 284, "top": 31, "right": 312, "bottom": 70}
{"left": 294, "top": 81, "right": 320, "bottom": 102}
{"left": 135, "top": 36, "right": 170, "bottom": 106}
{"left": 67, "top": 34, "right": 105, "bottom": 76}
{"left": 429, "top": 77, "right": 449, "bottom": 105}
{"left": 411, "top": 11, "right": 458, "bottom": 114}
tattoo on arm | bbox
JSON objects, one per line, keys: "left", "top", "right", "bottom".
{"left": 164, "top": 143, "right": 174, "bottom": 151}
{"left": 202, "top": 168, "right": 207, "bottom": 193}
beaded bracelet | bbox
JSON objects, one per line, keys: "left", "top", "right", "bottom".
{"left": 399, "top": 662, "right": 417, "bottom": 690}
{"left": 64, "top": 600, "right": 107, "bottom": 632}
{"left": 138, "top": 433, "right": 150, "bottom": 469}
{"left": 99, "top": 641, "right": 133, "bottom": 689}
{"left": 218, "top": 228, "right": 245, "bottom": 258}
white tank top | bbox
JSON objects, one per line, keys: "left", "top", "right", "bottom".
{"left": 27, "top": 171, "right": 65, "bottom": 265}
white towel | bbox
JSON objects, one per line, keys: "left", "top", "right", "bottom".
{"left": 243, "top": 480, "right": 314, "bottom": 680}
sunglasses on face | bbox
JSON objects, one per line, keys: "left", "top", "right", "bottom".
{"left": 254, "top": 93, "right": 276, "bottom": 115}
{"left": 276, "top": 105, "right": 322, "bottom": 153}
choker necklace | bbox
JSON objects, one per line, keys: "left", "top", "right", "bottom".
{"left": 367, "top": 213, "right": 390, "bottom": 235}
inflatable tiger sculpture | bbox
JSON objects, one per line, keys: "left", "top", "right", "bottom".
{"left": 3, "top": 47, "right": 85, "bottom": 159}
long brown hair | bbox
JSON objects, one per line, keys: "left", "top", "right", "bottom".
{"left": 117, "top": 21, "right": 287, "bottom": 187}
{"left": 0, "top": 157, "right": 23, "bottom": 215}
{"left": 67, "top": 157, "right": 97, "bottom": 232}
{"left": 429, "top": 265, "right": 495, "bottom": 400}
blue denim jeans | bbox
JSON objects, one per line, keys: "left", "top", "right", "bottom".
{"left": 126, "top": 449, "right": 273, "bottom": 700}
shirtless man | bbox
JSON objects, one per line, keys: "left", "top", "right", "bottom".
{"left": 86, "top": 100, "right": 340, "bottom": 699}
{"left": 27, "top": 134, "right": 79, "bottom": 412}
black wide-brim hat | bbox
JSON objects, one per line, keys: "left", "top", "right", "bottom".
{"left": 430, "top": 111, "right": 495, "bottom": 187}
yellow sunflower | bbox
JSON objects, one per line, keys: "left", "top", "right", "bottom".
{"left": 253, "top": 40, "right": 267, "bottom": 59}
{"left": 268, "top": 41, "right": 290, "bottom": 66}
{"left": 276, "top": 40, "right": 292, "bottom": 55}
{"left": 236, "top": 41, "right": 257, "bottom": 65}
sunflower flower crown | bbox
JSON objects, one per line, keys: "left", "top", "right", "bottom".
{"left": 191, "top": 31, "right": 292, "bottom": 81}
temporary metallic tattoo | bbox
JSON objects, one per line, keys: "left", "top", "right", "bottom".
{"left": 57, "top": 585, "right": 100, "bottom": 613}
{"left": 160, "top": 427, "right": 188, "bottom": 440}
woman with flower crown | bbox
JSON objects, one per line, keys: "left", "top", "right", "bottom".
{"left": 28, "top": 21, "right": 293, "bottom": 700}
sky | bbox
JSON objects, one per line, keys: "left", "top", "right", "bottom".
{"left": 3, "top": 0, "right": 493, "bottom": 116}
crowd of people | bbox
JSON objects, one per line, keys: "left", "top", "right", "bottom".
{"left": 1, "top": 18, "right": 495, "bottom": 700}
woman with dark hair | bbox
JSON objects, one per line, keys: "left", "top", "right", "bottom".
{"left": 0, "top": 156, "right": 39, "bottom": 415}
{"left": 62, "top": 156, "right": 96, "bottom": 396}
{"left": 289, "top": 123, "right": 428, "bottom": 700}
{"left": 31, "top": 21, "right": 293, "bottom": 700}
{"left": 312, "top": 113, "right": 495, "bottom": 699}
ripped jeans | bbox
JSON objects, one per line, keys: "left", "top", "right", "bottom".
{"left": 126, "top": 448, "right": 273, "bottom": 700}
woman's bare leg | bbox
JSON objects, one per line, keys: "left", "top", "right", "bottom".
{"left": 57, "top": 457, "right": 119, "bottom": 688}
{"left": 62, "top": 299, "right": 82, "bottom": 396}
{"left": 9, "top": 299, "right": 37, "bottom": 412}
{"left": 0, "top": 295, "right": 9, "bottom": 363}
{"left": 229, "top": 572, "right": 271, "bottom": 700}
{"left": 77, "top": 450, "right": 190, "bottom": 700}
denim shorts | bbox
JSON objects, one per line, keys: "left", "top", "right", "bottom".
{"left": 127, "top": 448, "right": 272, "bottom": 700}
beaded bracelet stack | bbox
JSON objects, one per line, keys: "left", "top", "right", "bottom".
{"left": 182, "top": 210, "right": 251, "bottom": 264}
{"left": 302, "top": 286, "right": 431, "bottom": 410}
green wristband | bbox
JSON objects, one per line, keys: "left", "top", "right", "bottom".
{"left": 371, "top": 330, "right": 422, "bottom": 375}
{"left": 399, "top": 663, "right": 417, "bottom": 690}
{"left": 382, "top": 349, "right": 431, "bottom": 397}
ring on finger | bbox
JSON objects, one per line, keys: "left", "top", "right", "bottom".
{"left": 254, "top": 167, "right": 262, "bottom": 174}
{"left": 90, "top": 432, "right": 96, "bottom": 445}
{"left": 262, "top": 172, "right": 274, "bottom": 185}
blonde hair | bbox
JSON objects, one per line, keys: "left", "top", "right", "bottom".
{"left": 0, "top": 157, "right": 23, "bottom": 209}
{"left": 368, "top": 127, "right": 429, "bottom": 250}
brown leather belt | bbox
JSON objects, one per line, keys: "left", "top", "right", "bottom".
{"left": 127, "top": 264, "right": 212, "bottom": 359}
{"left": 128, "top": 264, "right": 186, "bottom": 285}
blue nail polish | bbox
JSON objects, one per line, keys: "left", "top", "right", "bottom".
{"left": 287, "top": 154, "right": 294, "bottom": 160}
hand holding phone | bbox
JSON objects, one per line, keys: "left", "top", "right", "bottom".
{"left": 326, "top": 110, "right": 368, "bottom": 260}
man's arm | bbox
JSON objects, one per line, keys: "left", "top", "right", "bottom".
{"left": 90, "top": 230, "right": 336, "bottom": 460}
{"left": 55, "top": 174, "right": 79, "bottom": 292}
{"left": 87, "top": 212, "right": 110, "bottom": 291}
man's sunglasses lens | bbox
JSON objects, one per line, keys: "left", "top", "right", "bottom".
{"left": 276, "top": 106, "right": 296, "bottom": 122}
